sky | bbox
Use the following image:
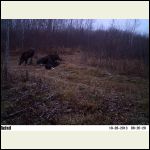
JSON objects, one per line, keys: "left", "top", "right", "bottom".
{"left": 94, "top": 19, "right": 149, "bottom": 36}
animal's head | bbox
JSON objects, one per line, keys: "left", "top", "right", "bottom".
{"left": 53, "top": 54, "right": 62, "bottom": 61}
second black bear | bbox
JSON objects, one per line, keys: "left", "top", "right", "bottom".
{"left": 19, "top": 48, "right": 35, "bottom": 65}
{"left": 37, "top": 54, "right": 62, "bottom": 69}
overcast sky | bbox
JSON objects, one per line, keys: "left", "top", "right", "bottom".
{"left": 94, "top": 19, "right": 149, "bottom": 35}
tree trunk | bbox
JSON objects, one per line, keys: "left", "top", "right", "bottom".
{"left": 4, "top": 20, "right": 10, "bottom": 79}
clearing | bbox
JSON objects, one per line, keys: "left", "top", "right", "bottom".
{"left": 1, "top": 51, "right": 149, "bottom": 125}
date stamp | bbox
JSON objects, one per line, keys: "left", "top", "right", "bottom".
{"left": 109, "top": 125, "right": 148, "bottom": 131}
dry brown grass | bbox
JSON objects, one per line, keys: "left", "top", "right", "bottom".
{"left": 1, "top": 50, "right": 149, "bottom": 125}
{"left": 82, "top": 54, "right": 149, "bottom": 78}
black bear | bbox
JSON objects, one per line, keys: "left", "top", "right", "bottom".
{"left": 45, "top": 60, "right": 60, "bottom": 69}
{"left": 37, "top": 54, "right": 62, "bottom": 69}
{"left": 19, "top": 48, "right": 35, "bottom": 65}
{"left": 36, "top": 55, "right": 50, "bottom": 65}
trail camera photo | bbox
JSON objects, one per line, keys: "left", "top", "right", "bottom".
{"left": 1, "top": 19, "right": 149, "bottom": 125}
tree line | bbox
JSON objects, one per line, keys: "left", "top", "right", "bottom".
{"left": 1, "top": 19, "right": 149, "bottom": 65}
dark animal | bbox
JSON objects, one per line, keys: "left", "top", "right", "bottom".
{"left": 45, "top": 59, "right": 60, "bottom": 69}
{"left": 45, "top": 63, "right": 53, "bottom": 70}
{"left": 36, "top": 55, "right": 50, "bottom": 65}
{"left": 19, "top": 48, "right": 35, "bottom": 65}
{"left": 37, "top": 54, "right": 62, "bottom": 70}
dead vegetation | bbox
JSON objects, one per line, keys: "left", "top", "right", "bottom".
{"left": 81, "top": 52, "right": 149, "bottom": 78}
{"left": 1, "top": 50, "right": 149, "bottom": 125}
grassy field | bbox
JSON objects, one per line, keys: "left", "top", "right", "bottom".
{"left": 1, "top": 51, "right": 149, "bottom": 125}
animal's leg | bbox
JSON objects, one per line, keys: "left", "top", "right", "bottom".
{"left": 19, "top": 57, "right": 24, "bottom": 65}
{"left": 19, "top": 59, "right": 22, "bottom": 65}
{"left": 25, "top": 59, "right": 28, "bottom": 65}
{"left": 29, "top": 57, "right": 33, "bottom": 65}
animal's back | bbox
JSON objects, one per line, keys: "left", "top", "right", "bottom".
{"left": 22, "top": 49, "right": 34, "bottom": 58}
{"left": 37, "top": 55, "right": 49, "bottom": 64}
{"left": 50, "top": 54, "right": 61, "bottom": 61}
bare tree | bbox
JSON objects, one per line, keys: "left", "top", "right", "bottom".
{"left": 125, "top": 19, "right": 140, "bottom": 47}
{"left": 3, "top": 20, "right": 10, "bottom": 79}
{"left": 130, "top": 19, "right": 140, "bottom": 47}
